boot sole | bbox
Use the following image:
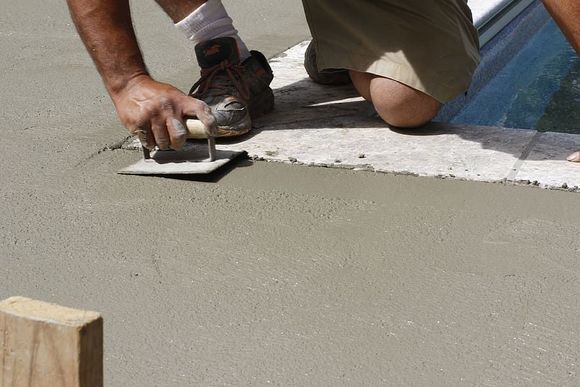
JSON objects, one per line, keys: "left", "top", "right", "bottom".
{"left": 215, "top": 88, "right": 275, "bottom": 138}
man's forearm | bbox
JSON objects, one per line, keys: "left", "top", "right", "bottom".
{"left": 66, "top": 0, "right": 149, "bottom": 97}
{"left": 543, "top": 0, "right": 580, "bottom": 54}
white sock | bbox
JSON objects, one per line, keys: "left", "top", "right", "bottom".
{"left": 175, "top": 0, "right": 251, "bottom": 62}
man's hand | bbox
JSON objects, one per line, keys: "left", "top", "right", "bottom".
{"left": 66, "top": 0, "right": 216, "bottom": 150}
{"left": 112, "top": 75, "right": 216, "bottom": 150}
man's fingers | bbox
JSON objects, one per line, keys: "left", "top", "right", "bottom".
{"left": 151, "top": 117, "right": 170, "bottom": 150}
{"left": 134, "top": 123, "right": 155, "bottom": 150}
{"left": 183, "top": 97, "right": 217, "bottom": 137}
{"left": 167, "top": 118, "right": 187, "bottom": 150}
{"left": 567, "top": 150, "right": 580, "bottom": 162}
{"left": 126, "top": 92, "right": 215, "bottom": 150}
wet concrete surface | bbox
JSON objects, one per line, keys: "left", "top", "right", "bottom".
{"left": 1, "top": 1, "right": 580, "bottom": 385}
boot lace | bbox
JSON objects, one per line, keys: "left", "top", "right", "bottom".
{"left": 189, "top": 60, "right": 250, "bottom": 101}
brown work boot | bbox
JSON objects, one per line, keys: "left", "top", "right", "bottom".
{"left": 304, "top": 40, "right": 351, "bottom": 85}
{"left": 190, "top": 37, "right": 274, "bottom": 137}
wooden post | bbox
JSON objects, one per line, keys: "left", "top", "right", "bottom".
{"left": 0, "top": 297, "right": 103, "bottom": 387}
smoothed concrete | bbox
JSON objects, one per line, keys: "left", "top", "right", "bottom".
{"left": 2, "top": 1, "right": 580, "bottom": 386}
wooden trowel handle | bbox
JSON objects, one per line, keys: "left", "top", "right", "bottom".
{"left": 185, "top": 118, "right": 210, "bottom": 139}
{"left": 185, "top": 118, "right": 216, "bottom": 161}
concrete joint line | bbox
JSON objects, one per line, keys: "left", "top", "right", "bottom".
{"left": 506, "top": 131, "right": 543, "bottom": 182}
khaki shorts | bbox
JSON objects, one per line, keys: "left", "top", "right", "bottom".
{"left": 301, "top": 0, "right": 480, "bottom": 103}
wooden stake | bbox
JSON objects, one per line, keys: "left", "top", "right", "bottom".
{"left": 0, "top": 297, "right": 103, "bottom": 387}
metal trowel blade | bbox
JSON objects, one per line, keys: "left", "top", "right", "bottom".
{"left": 118, "top": 142, "right": 245, "bottom": 176}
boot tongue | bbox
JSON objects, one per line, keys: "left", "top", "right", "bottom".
{"left": 195, "top": 37, "right": 240, "bottom": 69}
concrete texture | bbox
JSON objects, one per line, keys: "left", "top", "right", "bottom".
{"left": 2, "top": 1, "right": 580, "bottom": 386}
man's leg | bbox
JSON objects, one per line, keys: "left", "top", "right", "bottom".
{"left": 155, "top": 0, "right": 206, "bottom": 22}
{"left": 156, "top": 0, "right": 250, "bottom": 61}
{"left": 301, "top": 0, "right": 477, "bottom": 128}
{"left": 350, "top": 71, "right": 441, "bottom": 128}
{"left": 542, "top": 0, "right": 580, "bottom": 54}
{"left": 154, "top": 0, "right": 273, "bottom": 137}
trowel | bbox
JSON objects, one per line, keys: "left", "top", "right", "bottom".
{"left": 118, "top": 119, "right": 245, "bottom": 176}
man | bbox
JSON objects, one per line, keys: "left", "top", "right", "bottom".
{"left": 66, "top": 0, "right": 267, "bottom": 151}
{"left": 66, "top": 0, "right": 478, "bottom": 148}
{"left": 302, "top": 0, "right": 480, "bottom": 131}
{"left": 66, "top": 0, "right": 579, "bottom": 161}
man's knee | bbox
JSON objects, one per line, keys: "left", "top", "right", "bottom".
{"left": 351, "top": 72, "right": 441, "bottom": 128}
{"left": 374, "top": 95, "right": 440, "bottom": 128}
{"left": 371, "top": 81, "right": 441, "bottom": 128}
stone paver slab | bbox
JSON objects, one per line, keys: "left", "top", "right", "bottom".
{"left": 516, "top": 132, "right": 580, "bottom": 189}
{"left": 220, "top": 122, "right": 536, "bottom": 183}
